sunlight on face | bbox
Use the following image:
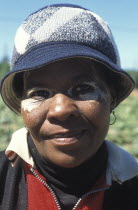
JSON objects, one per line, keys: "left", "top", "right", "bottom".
{"left": 21, "top": 58, "right": 111, "bottom": 168}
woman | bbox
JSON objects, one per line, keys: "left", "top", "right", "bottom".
{"left": 0, "top": 4, "right": 138, "bottom": 210}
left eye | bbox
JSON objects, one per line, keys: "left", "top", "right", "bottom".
{"left": 72, "top": 84, "right": 95, "bottom": 95}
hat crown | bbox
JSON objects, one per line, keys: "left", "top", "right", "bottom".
{"left": 1, "top": 4, "right": 134, "bottom": 114}
{"left": 11, "top": 4, "right": 120, "bottom": 69}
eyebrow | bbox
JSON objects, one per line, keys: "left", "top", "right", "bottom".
{"left": 72, "top": 73, "right": 95, "bottom": 83}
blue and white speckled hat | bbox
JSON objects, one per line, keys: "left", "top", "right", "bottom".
{"left": 0, "top": 4, "right": 135, "bottom": 114}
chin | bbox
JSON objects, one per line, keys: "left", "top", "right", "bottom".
{"left": 49, "top": 154, "right": 85, "bottom": 168}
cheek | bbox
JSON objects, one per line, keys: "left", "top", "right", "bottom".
{"left": 21, "top": 99, "right": 43, "bottom": 112}
{"left": 78, "top": 100, "right": 110, "bottom": 127}
{"left": 21, "top": 99, "right": 52, "bottom": 139}
{"left": 82, "top": 100, "right": 110, "bottom": 148}
{"left": 21, "top": 105, "right": 45, "bottom": 139}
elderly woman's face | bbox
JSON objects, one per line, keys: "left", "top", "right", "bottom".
{"left": 21, "top": 59, "right": 111, "bottom": 168}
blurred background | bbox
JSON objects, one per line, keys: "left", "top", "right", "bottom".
{"left": 0, "top": 0, "right": 138, "bottom": 157}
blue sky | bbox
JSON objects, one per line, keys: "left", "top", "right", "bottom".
{"left": 0, "top": 0, "right": 138, "bottom": 69}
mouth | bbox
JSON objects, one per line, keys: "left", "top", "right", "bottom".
{"left": 48, "top": 130, "right": 86, "bottom": 146}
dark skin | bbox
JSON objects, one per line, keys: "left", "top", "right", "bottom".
{"left": 21, "top": 58, "right": 112, "bottom": 168}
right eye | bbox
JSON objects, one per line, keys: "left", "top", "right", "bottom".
{"left": 27, "top": 89, "right": 52, "bottom": 99}
{"left": 71, "top": 83, "right": 96, "bottom": 98}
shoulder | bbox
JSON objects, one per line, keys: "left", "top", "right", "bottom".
{"left": 0, "top": 150, "right": 12, "bottom": 183}
{"left": 0, "top": 150, "right": 24, "bottom": 192}
{"left": 103, "top": 176, "right": 138, "bottom": 210}
{"left": 112, "top": 176, "right": 138, "bottom": 196}
{"left": 123, "top": 175, "right": 138, "bottom": 197}
{"left": 0, "top": 150, "right": 10, "bottom": 168}
{"left": 0, "top": 150, "right": 6, "bottom": 158}
{"left": 106, "top": 140, "right": 138, "bottom": 184}
{"left": 0, "top": 149, "right": 24, "bottom": 173}
{"left": 0, "top": 150, "right": 24, "bottom": 181}
{"left": 0, "top": 150, "right": 27, "bottom": 209}
{"left": 0, "top": 150, "right": 12, "bottom": 202}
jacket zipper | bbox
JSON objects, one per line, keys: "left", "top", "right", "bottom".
{"left": 30, "top": 167, "right": 61, "bottom": 210}
{"left": 72, "top": 186, "right": 110, "bottom": 210}
{"left": 30, "top": 167, "right": 110, "bottom": 210}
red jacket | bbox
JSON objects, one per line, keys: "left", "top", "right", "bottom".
{"left": 0, "top": 151, "right": 138, "bottom": 210}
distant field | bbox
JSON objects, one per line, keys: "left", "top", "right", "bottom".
{"left": 107, "top": 89, "right": 138, "bottom": 158}
{"left": 0, "top": 89, "right": 138, "bottom": 158}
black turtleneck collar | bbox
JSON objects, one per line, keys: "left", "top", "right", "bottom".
{"left": 28, "top": 134, "right": 108, "bottom": 197}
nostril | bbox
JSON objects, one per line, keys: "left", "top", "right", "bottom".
{"left": 48, "top": 110, "right": 77, "bottom": 122}
{"left": 48, "top": 110, "right": 79, "bottom": 124}
{"left": 48, "top": 117, "right": 59, "bottom": 124}
{"left": 47, "top": 105, "right": 79, "bottom": 122}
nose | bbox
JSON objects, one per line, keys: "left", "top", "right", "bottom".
{"left": 47, "top": 94, "right": 79, "bottom": 122}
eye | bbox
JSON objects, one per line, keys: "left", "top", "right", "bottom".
{"left": 27, "top": 89, "right": 52, "bottom": 99}
{"left": 72, "top": 83, "right": 95, "bottom": 96}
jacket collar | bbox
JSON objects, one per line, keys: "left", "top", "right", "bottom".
{"left": 105, "top": 140, "right": 138, "bottom": 185}
{"left": 5, "top": 128, "right": 138, "bottom": 185}
{"left": 5, "top": 128, "right": 34, "bottom": 167}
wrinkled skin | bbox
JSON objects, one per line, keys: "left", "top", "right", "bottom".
{"left": 21, "top": 58, "right": 111, "bottom": 168}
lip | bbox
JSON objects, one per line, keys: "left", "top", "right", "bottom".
{"left": 49, "top": 130, "right": 86, "bottom": 146}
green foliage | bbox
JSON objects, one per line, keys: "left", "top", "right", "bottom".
{"left": 107, "top": 93, "right": 138, "bottom": 158}
{"left": 0, "top": 57, "right": 10, "bottom": 79}
{"left": 0, "top": 97, "right": 23, "bottom": 150}
{"left": 0, "top": 57, "right": 23, "bottom": 150}
{"left": 127, "top": 70, "right": 138, "bottom": 88}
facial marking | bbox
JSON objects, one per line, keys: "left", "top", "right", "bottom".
{"left": 69, "top": 81, "right": 109, "bottom": 102}
{"left": 96, "top": 86, "right": 110, "bottom": 102}
{"left": 22, "top": 81, "right": 109, "bottom": 113}
{"left": 21, "top": 87, "right": 53, "bottom": 113}
{"left": 78, "top": 82, "right": 98, "bottom": 101}
{"left": 21, "top": 98, "right": 43, "bottom": 112}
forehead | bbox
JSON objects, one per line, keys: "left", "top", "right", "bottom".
{"left": 24, "top": 59, "right": 102, "bottom": 89}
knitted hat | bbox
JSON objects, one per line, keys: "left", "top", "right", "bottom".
{"left": 0, "top": 4, "right": 135, "bottom": 114}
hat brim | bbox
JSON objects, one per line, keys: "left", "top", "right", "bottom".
{"left": 0, "top": 42, "right": 135, "bottom": 114}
